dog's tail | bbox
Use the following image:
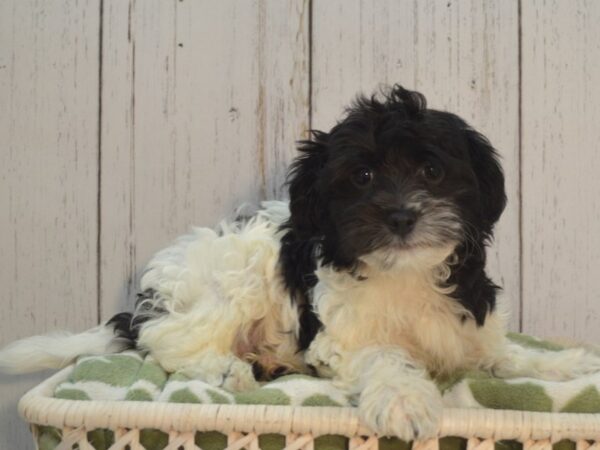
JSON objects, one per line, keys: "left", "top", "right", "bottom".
{"left": 0, "top": 318, "right": 133, "bottom": 374}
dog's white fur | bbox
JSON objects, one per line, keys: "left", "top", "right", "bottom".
{"left": 0, "top": 327, "right": 127, "bottom": 374}
{"left": 2, "top": 200, "right": 600, "bottom": 439}
{"left": 135, "top": 202, "right": 305, "bottom": 389}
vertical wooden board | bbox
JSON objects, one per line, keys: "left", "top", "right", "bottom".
{"left": 0, "top": 1, "right": 99, "bottom": 448}
{"left": 100, "top": 0, "right": 310, "bottom": 318}
{"left": 100, "top": 0, "right": 137, "bottom": 319}
{"left": 311, "top": 0, "right": 521, "bottom": 328}
{"left": 521, "top": 0, "right": 600, "bottom": 340}
{"left": 260, "top": 0, "right": 311, "bottom": 199}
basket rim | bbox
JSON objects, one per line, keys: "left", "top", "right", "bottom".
{"left": 18, "top": 365, "right": 600, "bottom": 441}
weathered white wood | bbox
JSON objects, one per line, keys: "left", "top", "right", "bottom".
{"left": 311, "top": 0, "right": 521, "bottom": 329}
{"left": 260, "top": 0, "right": 311, "bottom": 199}
{"left": 0, "top": 1, "right": 100, "bottom": 448}
{"left": 100, "top": 0, "right": 309, "bottom": 319}
{"left": 4, "top": 4, "right": 600, "bottom": 450}
{"left": 100, "top": 0, "right": 139, "bottom": 320}
{"left": 521, "top": 0, "right": 600, "bottom": 341}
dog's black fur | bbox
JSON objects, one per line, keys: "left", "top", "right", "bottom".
{"left": 109, "top": 289, "right": 164, "bottom": 345}
{"left": 280, "top": 85, "right": 506, "bottom": 347}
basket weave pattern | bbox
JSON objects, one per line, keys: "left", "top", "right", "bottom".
{"left": 19, "top": 367, "right": 600, "bottom": 450}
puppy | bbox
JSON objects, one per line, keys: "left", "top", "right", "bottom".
{"left": 2, "top": 85, "right": 600, "bottom": 440}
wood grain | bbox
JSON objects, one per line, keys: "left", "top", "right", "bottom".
{"left": 4, "top": 2, "right": 600, "bottom": 449}
{"left": 100, "top": 0, "right": 310, "bottom": 319}
{"left": 521, "top": 0, "right": 600, "bottom": 340}
{"left": 259, "top": 0, "right": 311, "bottom": 199}
{"left": 0, "top": 0, "right": 100, "bottom": 448}
{"left": 311, "top": 0, "right": 521, "bottom": 329}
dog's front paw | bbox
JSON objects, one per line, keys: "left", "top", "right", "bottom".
{"left": 305, "top": 333, "right": 344, "bottom": 378}
{"left": 359, "top": 377, "right": 442, "bottom": 440}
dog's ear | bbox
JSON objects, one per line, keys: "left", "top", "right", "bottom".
{"left": 464, "top": 128, "right": 507, "bottom": 233}
{"left": 286, "top": 131, "right": 329, "bottom": 239}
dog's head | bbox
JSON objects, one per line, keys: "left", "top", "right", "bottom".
{"left": 285, "top": 85, "right": 506, "bottom": 273}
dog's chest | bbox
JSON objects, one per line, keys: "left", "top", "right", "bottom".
{"left": 313, "top": 267, "right": 496, "bottom": 374}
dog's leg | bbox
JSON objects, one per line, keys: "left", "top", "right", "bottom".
{"left": 490, "top": 340, "right": 600, "bottom": 381}
{"left": 348, "top": 347, "right": 442, "bottom": 439}
{"left": 177, "top": 351, "right": 260, "bottom": 392}
{"left": 333, "top": 345, "right": 442, "bottom": 440}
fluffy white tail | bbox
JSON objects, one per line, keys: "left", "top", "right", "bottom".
{"left": 0, "top": 326, "right": 129, "bottom": 374}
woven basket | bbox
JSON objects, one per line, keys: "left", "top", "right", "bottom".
{"left": 19, "top": 366, "right": 600, "bottom": 450}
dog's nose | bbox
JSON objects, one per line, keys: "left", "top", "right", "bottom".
{"left": 387, "top": 209, "right": 417, "bottom": 236}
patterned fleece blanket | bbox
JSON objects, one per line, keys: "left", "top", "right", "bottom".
{"left": 37, "top": 333, "right": 600, "bottom": 450}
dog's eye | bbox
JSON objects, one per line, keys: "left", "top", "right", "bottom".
{"left": 352, "top": 167, "right": 374, "bottom": 186}
{"left": 419, "top": 161, "right": 444, "bottom": 183}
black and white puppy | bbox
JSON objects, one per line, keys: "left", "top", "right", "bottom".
{"left": 2, "top": 85, "right": 599, "bottom": 439}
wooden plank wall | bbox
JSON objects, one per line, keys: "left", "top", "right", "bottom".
{"left": 0, "top": 1, "right": 100, "bottom": 448}
{"left": 521, "top": 0, "right": 600, "bottom": 340}
{"left": 1, "top": 1, "right": 599, "bottom": 448}
{"left": 100, "top": 0, "right": 309, "bottom": 318}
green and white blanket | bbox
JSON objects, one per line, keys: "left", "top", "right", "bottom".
{"left": 37, "top": 334, "right": 600, "bottom": 450}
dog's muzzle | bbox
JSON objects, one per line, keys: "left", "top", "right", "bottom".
{"left": 386, "top": 208, "right": 418, "bottom": 238}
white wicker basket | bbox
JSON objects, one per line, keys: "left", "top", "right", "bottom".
{"left": 19, "top": 366, "right": 600, "bottom": 450}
